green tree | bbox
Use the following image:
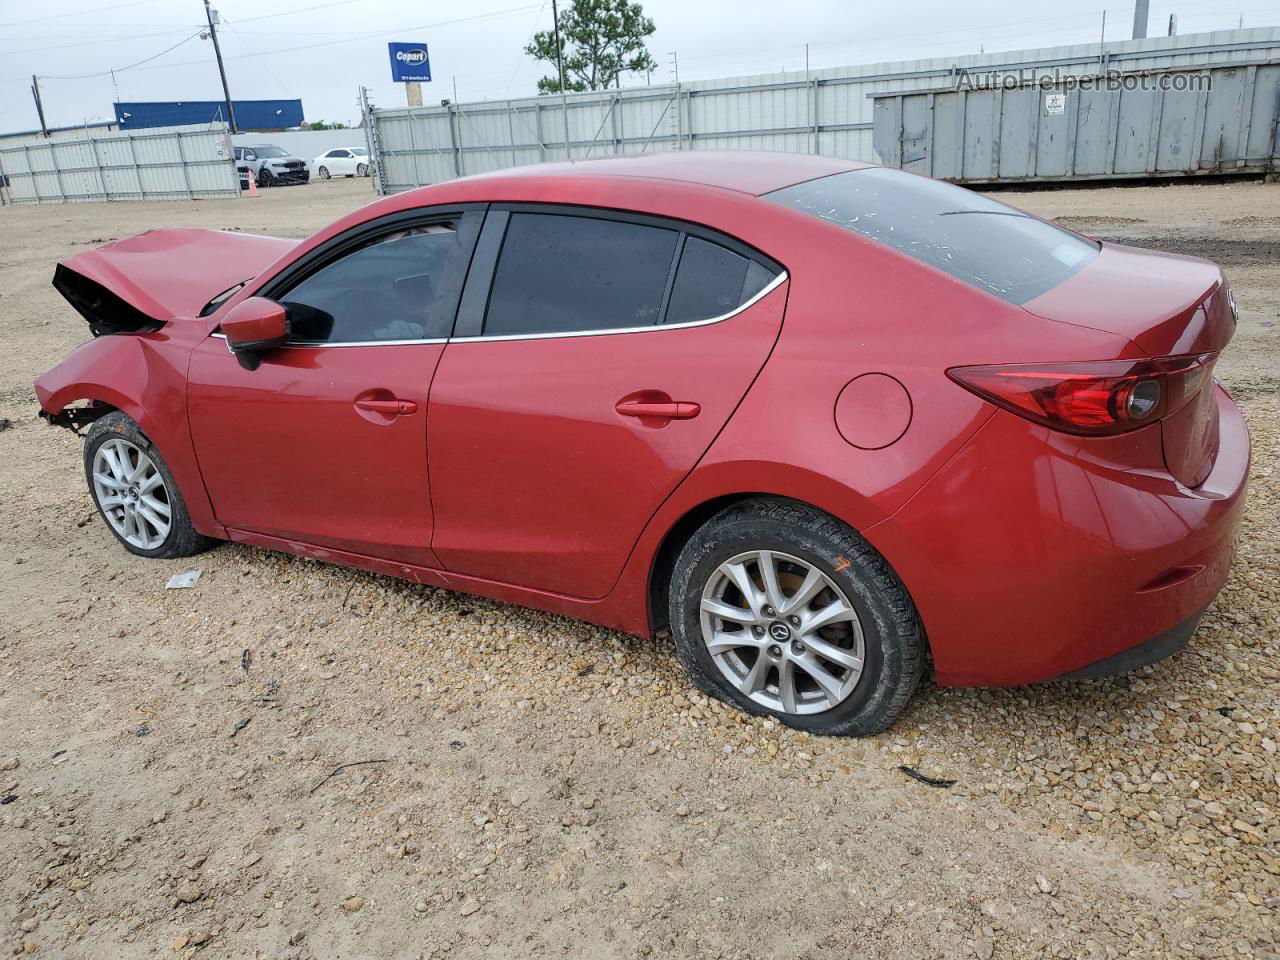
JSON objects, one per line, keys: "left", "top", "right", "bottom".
{"left": 525, "top": 0, "right": 658, "bottom": 94}
{"left": 305, "top": 119, "right": 348, "bottom": 130}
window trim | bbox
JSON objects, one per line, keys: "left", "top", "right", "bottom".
{"left": 449, "top": 270, "right": 787, "bottom": 344}
{"left": 453, "top": 204, "right": 785, "bottom": 343}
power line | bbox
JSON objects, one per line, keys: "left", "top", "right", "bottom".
{"left": 119, "top": 3, "right": 544, "bottom": 74}
{"left": 1, "top": 25, "right": 204, "bottom": 58}
{"left": 228, "top": 0, "right": 369, "bottom": 25}
{"left": 220, "top": 17, "right": 291, "bottom": 97}
{"left": 0, "top": 0, "right": 167, "bottom": 28}
{"left": 38, "top": 31, "right": 204, "bottom": 81}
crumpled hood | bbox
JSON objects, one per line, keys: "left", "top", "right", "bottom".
{"left": 55, "top": 228, "right": 298, "bottom": 327}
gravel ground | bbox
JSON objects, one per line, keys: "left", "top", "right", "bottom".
{"left": 0, "top": 176, "right": 1277, "bottom": 960}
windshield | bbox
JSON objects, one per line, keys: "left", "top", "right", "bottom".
{"left": 253, "top": 146, "right": 288, "bottom": 158}
{"left": 767, "top": 168, "right": 1098, "bottom": 305}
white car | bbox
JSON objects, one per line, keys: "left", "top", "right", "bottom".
{"left": 312, "top": 147, "right": 370, "bottom": 179}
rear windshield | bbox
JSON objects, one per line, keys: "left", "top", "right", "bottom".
{"left": 766, "top": 168, "right": 1097, "bottom": 305}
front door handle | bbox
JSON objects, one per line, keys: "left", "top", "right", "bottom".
{"left": 355, "top": 397, "right": 417, "bottom": 416}
{"left": 615, "top": 399, "right": 701, "bottom": 421}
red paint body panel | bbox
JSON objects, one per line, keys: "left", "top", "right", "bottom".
{"left": 220, "top": 296, "right": 287, "bottom": 348}
{"left": 868, "top": 386, "right": 1248, "bottom": 685}
{"left": 186, "top": 337, "right": 443, "bottom": 566}
{"left": 427, "top": 284, "right": 787, "bottom": 599}
{"left": 56, "top": 229, "right": 297, "bottom": 321}
{"left": 33, "top": 152, "right": 1251, "bottom": 689}
{"left": 33, "top": 328, "right": 226, "bottom": 540}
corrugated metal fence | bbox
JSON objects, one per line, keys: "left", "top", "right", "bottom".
{"left": 366, "top": 27, "right": 1280, "bottom": 194}
{"left": 0, "top": 122, "right": 239, "bottom": 205}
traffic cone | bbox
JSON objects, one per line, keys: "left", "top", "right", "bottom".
{"left": 246, "top": 173, "right": 259, "bottom": 198}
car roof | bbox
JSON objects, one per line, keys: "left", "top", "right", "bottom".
{"left": 462, "top": 151, "right": 872, "bottom": 197}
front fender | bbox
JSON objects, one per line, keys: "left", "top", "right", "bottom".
{"left": 35, "top": 332, "right": 225, "bottom": 540}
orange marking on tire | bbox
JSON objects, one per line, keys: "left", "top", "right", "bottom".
{"left": 833, "top": 556, "right": 851, "bottom": 573}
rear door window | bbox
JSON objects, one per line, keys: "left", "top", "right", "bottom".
{"left": 484, "top": 213, "right": 679, "bottom": 336}
{"left": 767, "top": 168, "right": 1097, "bottom": 304}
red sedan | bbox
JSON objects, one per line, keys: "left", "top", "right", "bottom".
{"left": 35, "top": 152, "right": 1249, "bottom": 736}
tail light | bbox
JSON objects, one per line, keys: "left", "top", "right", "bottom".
{"left": 947, "top": 353, "right": 1217, "bottom": 436}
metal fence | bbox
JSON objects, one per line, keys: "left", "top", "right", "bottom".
{"left": 365, "top": 26, "right": 1280, "bottom": 194}
{"left": 872, "top": 60, "right": 1280, "bottom": 183}
{"left": 0, "top": 122, "right": 239, "bottom": 205}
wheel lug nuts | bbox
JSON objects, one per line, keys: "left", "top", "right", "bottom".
{"left": 792, "top": 640, "right": 806, "bottom": 653}
{"left": 764, "top": 606, "right": 775, "bottom": 616}
{"left": 768, "top": 645, "right": 782, "bottom": 658}
{"left": 753, "top": 626, "right": 765, "bottom": 636}
{"left": 789, "top": 616, "right": 800, "bottom": 626}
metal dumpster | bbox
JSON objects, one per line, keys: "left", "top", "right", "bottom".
{"left": 871, "top": 61, "right": 1280, "bottom": 184}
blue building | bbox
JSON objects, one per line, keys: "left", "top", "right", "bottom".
{"left": 113, "top": 99, "right": 304, "bottom": 131}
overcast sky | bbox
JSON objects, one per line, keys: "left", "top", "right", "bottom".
{"left": 1, "top": 0, "right": 1276, "bottom": 133}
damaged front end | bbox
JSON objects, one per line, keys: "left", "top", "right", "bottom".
{"left": 52, "top": 264, "right": 164, "bottom": 338}
{"left": 39, "top": 401, "right": 115, "bottom": 435}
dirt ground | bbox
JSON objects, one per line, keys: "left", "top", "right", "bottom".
{"left": 0, "top": 175, "right": 1277, "bottom": 960}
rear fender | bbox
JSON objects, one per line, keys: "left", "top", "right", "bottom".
{"left": 35, "top": 332, "right": 226, "bottom": 540}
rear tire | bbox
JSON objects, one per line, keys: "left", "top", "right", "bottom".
{"left": 668, "top": 498, "right": 923, "bottom": 736}
{"left": 83, "top": 412, "right": 210, "bottom": 559}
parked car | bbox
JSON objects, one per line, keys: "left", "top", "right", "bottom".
{"left": 313, "top": 147, "right": 370, "bottom": 179}
{"left": 233, "top": 144, "right": 309, "bottom": 186}
{"left": 34, "top": 152, "right": 1248, "bottom": 736}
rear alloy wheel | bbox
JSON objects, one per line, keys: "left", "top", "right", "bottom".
{"left": 84, "top": 412, "right": 210, "bottom": 559}
{"left": 669, "top": 498, "right": 924, "bottom": 736}
{"left": 317, "top": 165, "right": 330, "bottom": 179}
{"left": 356, "top": 162, "right": 368, "bottom": 177}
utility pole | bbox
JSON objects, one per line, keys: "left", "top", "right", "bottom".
{"left": 551, "top": 0, "right": 572, "bottom": 159}
{"left": 1132, "top": 0, "right": 1149, "bottom": 39}
{"left": 203, "top": 0, "right": 237, "bottom": 133}
{"left": 1098, "top": 10, "right": 1107, "bottom": 71}
{"left": 30, "top": 75, "right": 48, "bottom": 137}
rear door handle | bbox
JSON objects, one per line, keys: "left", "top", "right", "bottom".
{"left": 615, "top": 399, "right": 701, "bottom": 420}
{"left": 355, "top": 398, "right": 418, "bottom": 415}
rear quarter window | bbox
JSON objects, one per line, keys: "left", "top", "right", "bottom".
{"left": 766, "top": 168, "right": 1097, "bottom": 305}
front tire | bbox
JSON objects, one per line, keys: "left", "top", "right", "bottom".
{"left": 356, "top": 163, "right": 368, "bottom": 177}
{"left": 83, "top": 413, "right": 210, "bottom": 559}
{"left": 317, "top": 165, "right": 330, "bottom": 179}
{"left": 257, "top": 168, "right": 274, "bottom": 187}
{"left": 669, "top": 498, "right": 923, "bottom": 736}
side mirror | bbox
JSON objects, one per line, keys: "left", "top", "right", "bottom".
{"left": 221, "top": 296, "right": 288, "bottom": 371}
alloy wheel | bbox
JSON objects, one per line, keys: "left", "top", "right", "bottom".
{"left": 699, "top": 550, "right": 865, "bottom": 715}
{"left": 91, "top": 438, "right": 171, "bottom": 550}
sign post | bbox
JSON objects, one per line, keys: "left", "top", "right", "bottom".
{"left": 388, "top": 42, "right": 431, "bottom": 107}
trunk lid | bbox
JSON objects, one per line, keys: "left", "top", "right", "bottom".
{"left": 54, "top": 228, "right": 297, "bottom": 333}
{"left": 1023, "top": 241, "right": 1235, "bottom": 488}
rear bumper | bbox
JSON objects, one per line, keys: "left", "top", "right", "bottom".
{"left": 1053, "top": 607, "right": 1202, "bottom": 681}
{"left": 868, "top": 384, "right": 1249, "bottom": 686}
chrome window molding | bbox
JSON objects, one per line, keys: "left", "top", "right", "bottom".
{"left": 211, "top": 332, "right": 447, "bottom": 349}
{"left": 451, "top": 271, "right": 788, "bottom": 344}
{"left": 207, "top": 271, "right": 786, "bottom": 350}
